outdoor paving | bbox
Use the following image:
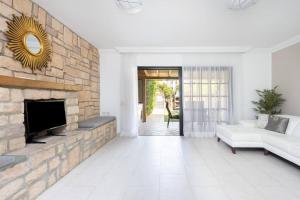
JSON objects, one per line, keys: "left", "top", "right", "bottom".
{"left": 139, "top": 101, "right": 179, "bottom": 136}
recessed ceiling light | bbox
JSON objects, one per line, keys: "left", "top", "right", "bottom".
{"left": 115, "top": 0, "right": 144, "bottom": 14}
{"left": 229, "top": 0, "right": 257, "bottom": 10}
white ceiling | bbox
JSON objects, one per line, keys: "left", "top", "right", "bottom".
{"left": 33, "top": 0, "right": 300, "bottom": 49}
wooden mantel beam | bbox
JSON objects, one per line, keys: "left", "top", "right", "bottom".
{"left": 0, "top": 75, "right": 81, "bottom": 91}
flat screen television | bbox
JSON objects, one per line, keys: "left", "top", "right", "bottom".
{"left": 24, "top": 99, "right": 66, "bottom": 142}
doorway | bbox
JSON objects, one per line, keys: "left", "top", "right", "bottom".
{"left": 137, "top": 67, "right": 183, "bottom": 136}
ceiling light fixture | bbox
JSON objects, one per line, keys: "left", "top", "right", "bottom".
{"left": 229, "top": 0, "right": 257, "bottom": 10}
{"left": 115, "top": 0, "right": 144, "bottom": 14}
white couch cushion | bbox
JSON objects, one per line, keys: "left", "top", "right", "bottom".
{"left": 239, "top": 120, "right": 257, "bottom": 128}
{"left": 291, "top": 123, "right": 300, "bottom": 138}
{"left": 288, "top": 143, "right": 300, "bottom": 158}
{"left": 262, "top": 132, "right": 300, "bottom": 157}
{"left": 257, "top": 114, "right": 269, "bottom": 128}
{"left": 217, "top": 125, "right": 266, "bottom": 143}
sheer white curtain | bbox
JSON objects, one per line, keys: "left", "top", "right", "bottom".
{"left": 120, "top": 54, "right": 139, "bottom": 137}
{"left": 183, "top": 66, "right": 233, "bottom": 137}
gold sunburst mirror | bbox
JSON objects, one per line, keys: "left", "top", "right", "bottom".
{"left": 5, "top": 14, "right": 51, "bottom": 71}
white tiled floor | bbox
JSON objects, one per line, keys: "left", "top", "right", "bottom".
{"left": 38, "top": 136, "right": 300, "bottom": 200}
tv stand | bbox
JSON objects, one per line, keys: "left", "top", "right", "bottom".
{"left": 47, "top": 130, "right": 67, "bottom": 137}
{"left": 26, "top": 130, "right": 67, "bottom": 144}
{"left": 27, "top": 140, "right": 46, "bottom": 144}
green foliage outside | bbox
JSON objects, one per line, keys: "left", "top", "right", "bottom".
{"left": 157, "top": 83, "right": 174, "bottom": 101}
{"left": 252, "top": 86, "right": 285, "bottom": 115}
{"left": 146, "top": 80, "right": 157, "bottom": 116}
{"left": 157, "top": 82, "right": 180, "bottom": 122}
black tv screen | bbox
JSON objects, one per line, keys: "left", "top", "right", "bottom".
{"left": 24, "top": 99, "right": 66, "bottom": 138}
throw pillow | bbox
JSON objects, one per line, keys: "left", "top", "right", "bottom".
{"left": 257, "top": 114, "right": 269, "bottom": 128}
{"left": 265, "top": 116, "right": 289, "bottom": 134}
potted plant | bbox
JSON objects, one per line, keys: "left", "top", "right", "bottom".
{"left": 252, "top": 86, "right": 285, "bottom": 115}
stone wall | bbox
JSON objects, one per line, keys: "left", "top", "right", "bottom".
{"left": 0, "top": 88, "right": 79, "bottom": 155}
{"left": 0, "top": 120, "right": 117, "bottom": 200}
{"left": 0, "top": 0, "right": 100, "bottom": 121}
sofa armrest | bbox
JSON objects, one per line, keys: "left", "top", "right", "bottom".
{"left": 239, "top": 120, "right": 257, "bottom": 128}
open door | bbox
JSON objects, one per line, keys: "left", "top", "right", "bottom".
{"left": 137, "top": 67, "right": 183, "bottom": 136}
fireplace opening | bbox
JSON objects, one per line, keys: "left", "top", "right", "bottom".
{"left": 24, "top": 99, "right": 67, "bottom": 143}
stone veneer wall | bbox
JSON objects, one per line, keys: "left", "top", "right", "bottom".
{"left": 0, "top": 120, "right": 117, "bottom": 200}
{"left": 0, "top": 0, "right": 100, "bottom": 121}
{"left": 0, "top": 88, "right": 79, "bottom": 155}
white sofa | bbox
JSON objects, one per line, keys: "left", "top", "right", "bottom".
{"left": 216, "top": 115, "right": 300, "bottom": 166}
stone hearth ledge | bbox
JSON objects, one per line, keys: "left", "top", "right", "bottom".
{"left": 0, "top": 119, "right": 117, "bottom": 200}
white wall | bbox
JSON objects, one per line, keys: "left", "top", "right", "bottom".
{"left": 241, "top": 49, "right": 272, "bottom": 119}
{"left": 99, "top": 50, "right": 121, "bottom": 132}
{"left": 100, "top": 49, "right": 272, "bottom": 134}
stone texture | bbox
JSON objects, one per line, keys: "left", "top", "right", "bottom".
{"left": 25, "top": 163, "right": 47, "bottom": 183}
{"left": 8, "top": 136, "right": 25, "bottom": 151}
{"left": 49, "top": 156, "right": 60, "bottom": 170}
{"left": 68, "top": 145, "right": 80, "bottom": 169}
{"left": 52, "top": 18, "right": 63, "bottom": 33}
{"left": 47, "top": 171, "right": 56, "bottom": 187}
{"left": 0, "top": 57, "right": 22, "bottom": 70}
{"left": 66, "top": 98, "right": 78, "bottom": 106}
{"left": 59, "top": 159, "right": 69, "bottom": 177}
{"left": 0, "top": 162, "right": 29, "bottom": 183}
{"left": 14, "top": 72, "right": 36, "bottom": 80}
{"left": 0, "top": 120, "right": 117, "bottom": 200}
{"left": 0, "top": 16, "right": 8, "bottom": 32}
{"left": 28, "top": 180, "right": 46, "bottom": 199}
{"left": 50, "top": 90, "right": 65, "bottom": 99}
{"left": 0, "top": 115, "right": 8, "bottom": 126}
{"left": 46, "top": 67, "right": 64, "bottom": 78}
{"left": 0, "top": 102, "right": 23, "bottom": 113}
{"left": 24, "top": 89, "right": 51, "bottom": 99}
{"left": 37, "top": 7, "right": 46, "bottom": 28}
{"left": 13, "top": 0, "right": 32, "bottom": 16}
{"left": 50, "top": 53, "right": 64, "bottom": 69}
{"left": 0, "top": 2, "right": 19, "bottom": 19}
{"left": 10, "top": 188, "right": 27, "bottom": 200}
{"left": 0, "top": 178, "right": 23, "bottom": 200}
{"left": 1, "top": 0, "right": 12, "bottom": 6}
{"left": 0, "top": 68, "right": 13, "bottom": 76}
{"left": 9, "top": 114, "right": 24, "bottom": 124}
{"left": 0, "top": 124, "right": 25, "bottom": 137}
{"left": 0, "top": 87, "right": 10, "bottom": 101}
{"left": 52, "top": 42, "right": 66, "bottom": 56}
{"left": 63, "top": 27, "right": 73, "bottom": 46}
{"left": 67, "top": 106, "right": 79, "bottom": 115}
{"left": 29, "top": 147, "right": 56, "bottom": 167}
{"left": 10, "top": 89, "right": 24, "bottom": 102}
{"left": 0, "top": 140, "right": 7, "bottom": 154}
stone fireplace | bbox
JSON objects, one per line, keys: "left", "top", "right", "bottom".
{"left": 0, "top": 87, "right": 80, "bottom": 155}
{"left": 0, "top": 83, "right": 117, "bottom": 200}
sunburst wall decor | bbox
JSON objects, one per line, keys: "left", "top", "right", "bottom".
{"left": 5, "top": 14, "right": 52, "bottom": 71}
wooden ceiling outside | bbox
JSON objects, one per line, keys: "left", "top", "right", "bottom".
{"left": 138, "top": 69, "right": 179, "bottom": 79}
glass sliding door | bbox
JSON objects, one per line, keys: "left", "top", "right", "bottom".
{"left": 183, "top": 66, "right": 233, "bottom": 137}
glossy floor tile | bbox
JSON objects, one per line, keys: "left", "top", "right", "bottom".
{"left": 38, "top": 136, "right": 300, "bottom": 200}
